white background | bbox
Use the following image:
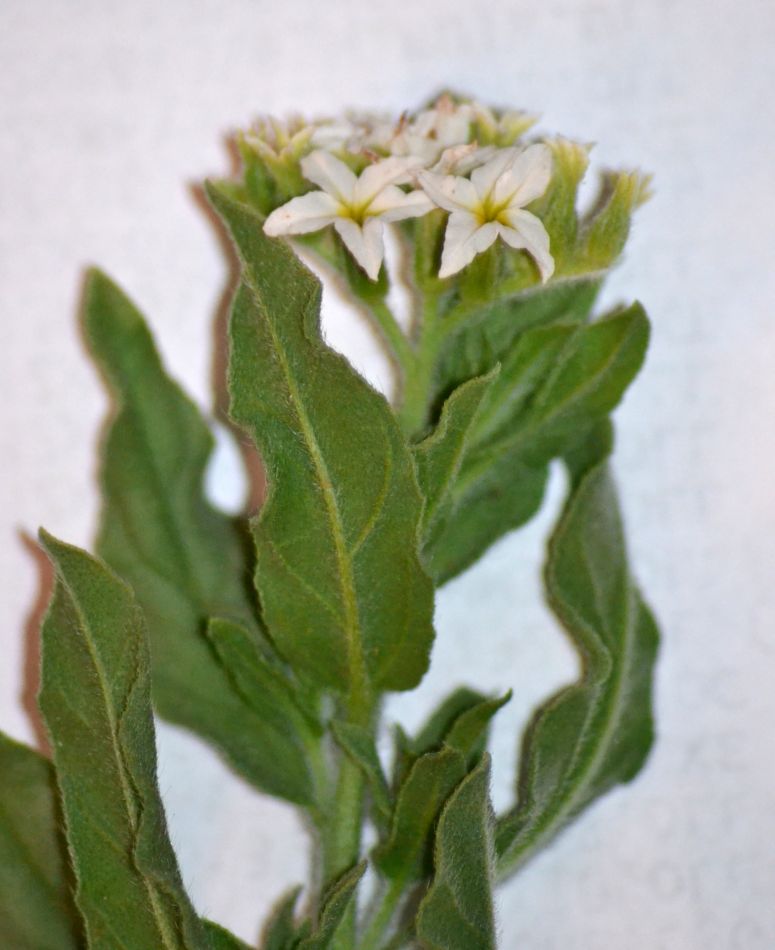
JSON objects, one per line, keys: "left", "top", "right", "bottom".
{"left": 2, "top": 1, "right": 774, "bottom": 947}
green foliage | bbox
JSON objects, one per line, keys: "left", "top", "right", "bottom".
{"left": 261, "top": 889, "right": 303, "bottom": 950}
{"left": 38, "top": 532, "right": 207, "bottom": 949}
{"left": 84, "top": 270, "right": 314, "bottom": 803}
{"left": 4, "top": 101, "right": 659, "bottom": 950}
{"left": 416, "top": 756, "right": 497, "bottom": 950}
{"left": 418, "top": 302, "right": 649, "bottom": 581}
{"left": 495, "top": 450, "right": 659, "bottom": 877}
{"left": 206, "top": 183, "right": 434, "bottom": 697}
{"left": 297, "top": 863, "right": 367, "bottom": 950}
{"left": 203, "top": 921, "right": 252, "bottom": 949}
{"left": 0, "top": 732, "right": 79, "bottom": 949}
{"left": 375, "top": 747, "right": 467, "bottom": 881}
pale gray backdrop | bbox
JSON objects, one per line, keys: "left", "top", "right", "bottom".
{"left": 1, "top": 1, "right": 774, "bottom": 947}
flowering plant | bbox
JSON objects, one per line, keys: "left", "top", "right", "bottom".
{"left": 0, "top": 94, "right": 658, "bottom": 950}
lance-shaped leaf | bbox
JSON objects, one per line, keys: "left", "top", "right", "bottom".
{"left": 38, "top": 532, "right": 209, "bottom": 949}
{"left": 297, "top": 862, "right": 367, "bottom": 950}
{"left": 84, "top": 270, "right": 314, "bottom": 803}
{"left": 375, "top": 747, "right": 467, "bottom": 882}
{"left": 463, "top": 304, "right": 649, "bottom": 472}
{"left": 433, "top": 277, "right": 601, "bottom": 409}
{"left": 394, "top": 688, "right": 510, "bottom": 788}
{"left": 203, "top": 921, "right": 252, "bottom": 949}
{"left": 413, "top": 370, "right": 498, "bottom": 544}
{"left": 207, "top": 183, "right": 434, "bottom": 694}
{"left": 261, "top": 888, "right": 303, "bottom": 950}
{"left": 418, "top": 304, "right": 649, "bottom": 582}
{"left": 207, "top": 618, "right": 323, "bottom": 800}
{"left": 496, "top": 459, "right": 659, "bottom": 877}
{"left": 416, "top": 756, "right": 496, "bottom": 950}
{"left": 0, "top": 732, "right": 79, "bottom": 949}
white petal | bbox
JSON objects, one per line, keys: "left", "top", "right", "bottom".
{"left": 300, "top": 150, "right": 357, "bottom": 202}
{"left": 263, "top": 191, "right": 341, "bottom": 235}
{"left": 495, "top": 143, "right": 553, "bottom": 208}
{"left": 470, "top": 147, "right": 520, "bottom": 198}
{"left": 417, "top": 170, "right": 479, "bottom": 213}
{"left": 433, "top": 144, "right": 497, "bottom": 175}
{"left": 334, "top": 217, "right": 385, "bottom": 280}
{"left": 368, "top": 186, "right": 434, "bottom": 222}
{"left": 439, "top": 212, "right": 498, "bottom": 278}
{"left": 354, "top": 157, "right": 425, "bottom": 205}
{"left": 498, "top": 209, "right": 555, "bottom": 281}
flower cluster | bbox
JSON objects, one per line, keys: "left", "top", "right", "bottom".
{"left": 249, "top": 95, "right": 556, "bottom": 283}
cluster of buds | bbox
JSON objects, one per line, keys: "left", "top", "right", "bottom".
{"left": 236, "top": 94, "right": 650, "bottom": 288}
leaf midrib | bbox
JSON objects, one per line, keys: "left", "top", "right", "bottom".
{"left": 454, "top": 319, "right": 638, "bottom": 499}
{"left": 244, "top": 275, "right": 368, "bottom": 698}
{"left": 54, "top": 576, "right": 178, "bottom": 950}
{"left": 498, "top": 474, "right": 635, "bottom": 872}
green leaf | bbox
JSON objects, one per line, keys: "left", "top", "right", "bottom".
{"left": 331, "top": 721, "right": 392, "bottom": 829}
{"left": 84, "top": 269, "right": 314, "bottom": 803}
{"left": 203, "top": 920, "right": 252, "bottom": 949}
{"left": 433, "top": 278, "right": 601, "bottom": 405}
{"left": 207, "top": 618, "right": 322, "bottom": 800}
{"left": 413, "top": 370, "right": 498, "bottom": 544}
{"left": 416, "top": 756, "right": 496, "bottom": 950}
{"left": 297, "top": 862, "right": 367, "bottom": 950}
{"left": 398, "top": 688, "right": 510, "bottom": 777}
{"left": 465, "top": 303, "right": 650, "bottom": 471}
{"left": 408, "top": 688, "right": 488, "bottom": 758}
{"left": 445, "top": 692, "right": 511, "bottom": 766}
{"left": 422, "top": 459, "right": 547, "bottom": 584}
{"left": 375, "top": 747, "right": 467, "bottom": 882}
{"left": 420, "top": 303, "right": 649, "bottom": 583}
{"left": 206, "top": 183, "right": 434, "bottom": 695}
{"left": 495, "top": 458, "right": 659, "bottom": 877}
{"left": 38, "top": 531, "right": 208, "bottom": 949}
{"left": 261, "top": 888, "right": 302, "bottom": 950}
{"left": 0, "top": 732, "right": 80, "bottom": 949}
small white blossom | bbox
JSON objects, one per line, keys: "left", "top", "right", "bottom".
{"left": 368, "top": 95, "right": 474, "bottom": 165}
{"left": 432, "top": 142, "right": 497, "bottom": 175}
{"left": 418, "top": 144, "right": 555, "bottom": 281}
{"left": 264, "top": 150, "right": 433, "bottom": 280}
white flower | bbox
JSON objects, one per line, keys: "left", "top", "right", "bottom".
{"left": 432, "top": 142, "right": 497, "bottom": 175}
{"left": 418, "top": 144, "right": 555, "bottom": 281}
{"left": 264, "top": 150, "right": 433, "bottom": 280}
{"left": 369, "top": 95, "right": 474, "bottom": 165}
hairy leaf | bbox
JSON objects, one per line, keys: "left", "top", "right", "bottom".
{"left": 0, "top": 732, "right": 79, "bottom": 949}
{"left": 38, "top": 532, "right": 207, "bottom": 949}
{"left": 261, "top": 888, "right": 302, "bottom": 950}
{"left": 375, "top": 747, "right": 467, "bottom": 881}
{"left": 84, "top": 270, "right": 313, "bottom": 802}
{"left": 297, "top": 862, "right": 367, "bottom": 950}
{"left": 207, "top": 183, "right": 434, "bottom": 695}
{"left": 445, "top": 692, "right": 511, "bottom": 767}
{"left": 207, "top": 618, "right": 322, "bottom": 801}
{"left": 203, "top": 920, "right": 252, "bottom": 949}
{"left": 416, "top": 756, "right": 496, "bottom": 950}
{"left": 413, "top": 370, "right": 498, "bottom": 544}
{"left": 433, "top": 278, "right": 601, "bottom": 406}
{"left": 496, "top": 459, "right": 659, "bottom": 876}
{"left": 420, "top": 304, "right": 649, "bottom": 582}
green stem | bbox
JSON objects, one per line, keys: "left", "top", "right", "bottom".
{"left": 321, "top": 691, "right": 375, "bottom": 950}
{"left": 397, "top": 291, "right": 443, "bottom": 438}
{"left": 360, "top": 876, "right": 406, "bottom": 950}
{"left": 364, "top": 297, "right": 414, "bottom": 373}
